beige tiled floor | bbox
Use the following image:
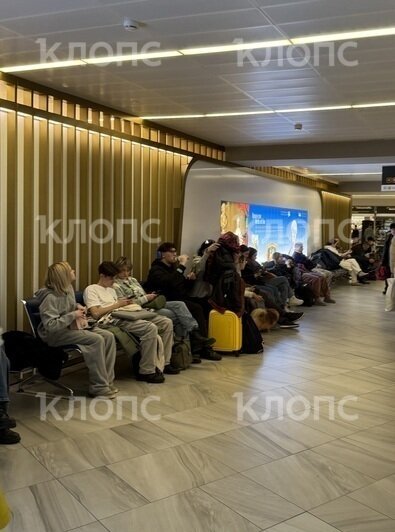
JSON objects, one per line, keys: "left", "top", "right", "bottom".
{"left": 1, "top": 282, "right": 395, "bottom": 531}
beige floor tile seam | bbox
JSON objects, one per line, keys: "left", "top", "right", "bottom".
{"left": 5, "top": 477, "right": 99, "bottom": 527}
{"left": 95, "top": 484, "right": 266, "bottom": 531}
{"left": 309, "top": 493, "right": 395, "bottom": 527}
{"left": 307, "top": 444, "right": 385, "bottom": 484}
{"left": 347, "top": 495, "right": 395, "bottom": 521}
{"left": 57, "top": 469, "right": 151, "bottom": 521}
{"left": 198, "top": 473, "right": 307, "bottom": 528}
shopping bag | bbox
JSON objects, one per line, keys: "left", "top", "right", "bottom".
{"left": 385, "top": 277, "right": 395, "bottom": 311}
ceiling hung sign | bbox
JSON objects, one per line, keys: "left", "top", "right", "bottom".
{"left": 382, "top": 166, "right": 395, "bottom": 191}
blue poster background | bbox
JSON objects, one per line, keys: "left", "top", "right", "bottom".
{"left": 247, "top": 204, "right": 309, "bottom": 263}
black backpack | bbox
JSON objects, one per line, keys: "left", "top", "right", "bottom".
{"left": 295, "top": 283, "right": 315, "bottom": 307}
{"left": 241, "top": 313, "right": 264, "bottom": 354}
{"left": 3, "top": 331, "right": 68, "bottom": 380}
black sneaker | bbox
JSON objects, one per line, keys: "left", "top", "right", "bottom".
{"left": 200, "top": 348, "right": 222, "bottom": 361}
{"left": 283, "top": 311, "right": 304, "bottom": 322}
{"left": 0, "top": 412, "right": 16, "bottom": 430}
{"left": 0, "top": 429, "right": 21, "bottom": 445}
{"left": 164, "top": 364, "right": 181, "bottom": 375}
{"left": 137, "top": 372, "right": 165, "bottom": 383}
{"left": 278, "top": 320, "right": 299, "bottom": 329}
{"left": 358, "top": 277, "right": 370, "bottom": 284}
{"left": 192, "top": 356, "right": 202, "bottom": 364}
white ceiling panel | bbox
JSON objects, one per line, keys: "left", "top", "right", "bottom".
{"left": 2, "top": 0, "right": 395, "bottom": 187}
{"left": 263, "top": 0, "right": 395, "bottom": 25}
{"left": 107, "top": 0, "right": 256, "bottom": 21}
{"left": 278, "top": 11, "right": 395, "bottom": 39}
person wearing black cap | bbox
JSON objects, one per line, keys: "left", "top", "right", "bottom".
{"left": 146, "top": 243, "right": 221, "bottom": 361}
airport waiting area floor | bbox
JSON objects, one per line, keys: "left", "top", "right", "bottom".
{"left": 1, "top": 280, "right": 395, "bottom": 532}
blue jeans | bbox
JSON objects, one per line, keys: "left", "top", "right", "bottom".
{"left": 157, "top": 301, "right": 198, "bottom": 337}
{"left": 0, "top": 344, "right": 10, "bottom": 403}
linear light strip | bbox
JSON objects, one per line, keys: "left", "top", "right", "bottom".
{"left": 2, "top": 25, "right": 395, "bottom": 72}
{"left": 140, "top": 101, "right": 395, "bottom": 120}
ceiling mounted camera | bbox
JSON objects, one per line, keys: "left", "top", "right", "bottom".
{"left": 294, "top": 123, "right": 303, "bottom": 130}
{"left": 123, "top": 18, "right": 139, "bottom": 31}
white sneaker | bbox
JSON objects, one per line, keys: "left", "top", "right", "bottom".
{"left": 89, "top": 389, "right": 118, "bottom": 400}
{"left": 289, "top": 295, "right": 304, "bottom": 306}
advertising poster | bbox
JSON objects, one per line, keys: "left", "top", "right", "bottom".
{"left": 221, "top": 201, "right": 308, "bottom": 262}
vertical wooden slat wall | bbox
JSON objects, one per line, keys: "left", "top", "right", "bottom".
{"left": 0, "top": 110, "right": 194, "bottom": 331}
{"left": 321, "top": 191, "right": 352, "bottom": 247}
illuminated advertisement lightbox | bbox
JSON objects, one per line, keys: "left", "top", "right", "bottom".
{"left": 220, "top": 201, "right": 308, "bottom": 262}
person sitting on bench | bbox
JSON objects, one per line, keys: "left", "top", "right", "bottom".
{"left": 36, "top": 262, "right": 118, "bottom": 399}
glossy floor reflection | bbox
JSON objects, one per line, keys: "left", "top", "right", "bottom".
{"left": 1, "top": 282, "right": 394, "bottom": 531}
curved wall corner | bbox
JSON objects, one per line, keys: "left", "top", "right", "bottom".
{"left": 180, "top": 161, "right": 322, "bottom": 258}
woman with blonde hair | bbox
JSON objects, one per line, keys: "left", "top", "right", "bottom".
{"left": 36, "top": 262, "right": 117, "bottom": 399}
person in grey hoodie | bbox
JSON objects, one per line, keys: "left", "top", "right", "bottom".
{"left": 36, "top": 261, "right": 117, "bottom": 399}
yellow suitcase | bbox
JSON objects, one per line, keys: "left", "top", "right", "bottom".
{"left": 208, "top": 310, "right": 242, "bottom": 355}
{"left": 0, "top": 489, "right": 10, "bottom": 529}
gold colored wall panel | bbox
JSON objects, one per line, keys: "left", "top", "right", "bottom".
{"left": 0, "top": 113, "right": 192, "bottom": 330}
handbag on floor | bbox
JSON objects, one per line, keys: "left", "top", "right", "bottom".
{"left": 385, "top": 277, "right": 395, "bottom": 311}
{"left": 171, "top": 338, "right": 192, "bottom": 370}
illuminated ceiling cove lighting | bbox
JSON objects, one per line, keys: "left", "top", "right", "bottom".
{"left": 140, "top": 101, "right": 395, "bottom": 120}
{"left": 292, "top": 26, "right": 395, "bottom": 44}
{"left": 316, "top": 172, "right": 381, "bottom": 176}
{"left": 2, "top": 25, "right": 395, "bottom": 72}
{"left": 84, "top": 50, "right": 182, "bottom": 65}
{"left": 179, "top": 39, "right": 290, "bottom": 55}
{"left": 0, "top": 59, "right": 85, "bottom": 73}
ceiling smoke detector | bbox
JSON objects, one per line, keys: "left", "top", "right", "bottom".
{"left": 123, "top": 18, "right": 139, "bottom": 31}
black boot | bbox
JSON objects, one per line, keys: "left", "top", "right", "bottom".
{"left": 0, "top": 429, "right": 21, "bottom": 445}
{"left": 200, "top": 347, "right": 222, "bottom": 361}
{"left": 0, "top": 402, "right": 16, "bottom": 430}
{"left": 189, "top": 329, "right": 216, "bottom": 350}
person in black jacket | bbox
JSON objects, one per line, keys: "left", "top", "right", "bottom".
{"left": 145, "top": 242, "right": 221, "bottom": 360}
{"left": 380, "top": 223, "right": 395, "bottom": 294}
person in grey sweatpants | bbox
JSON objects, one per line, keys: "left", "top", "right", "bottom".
{"left": 84, "top": 261, "right": 177, "bottom": 384}
{"left": 37, "top": 262, "right": 117, "bottom": 399}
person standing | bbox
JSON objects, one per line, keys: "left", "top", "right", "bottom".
{"left": 381, "top": 222, "right": 395, "bottom": 293}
